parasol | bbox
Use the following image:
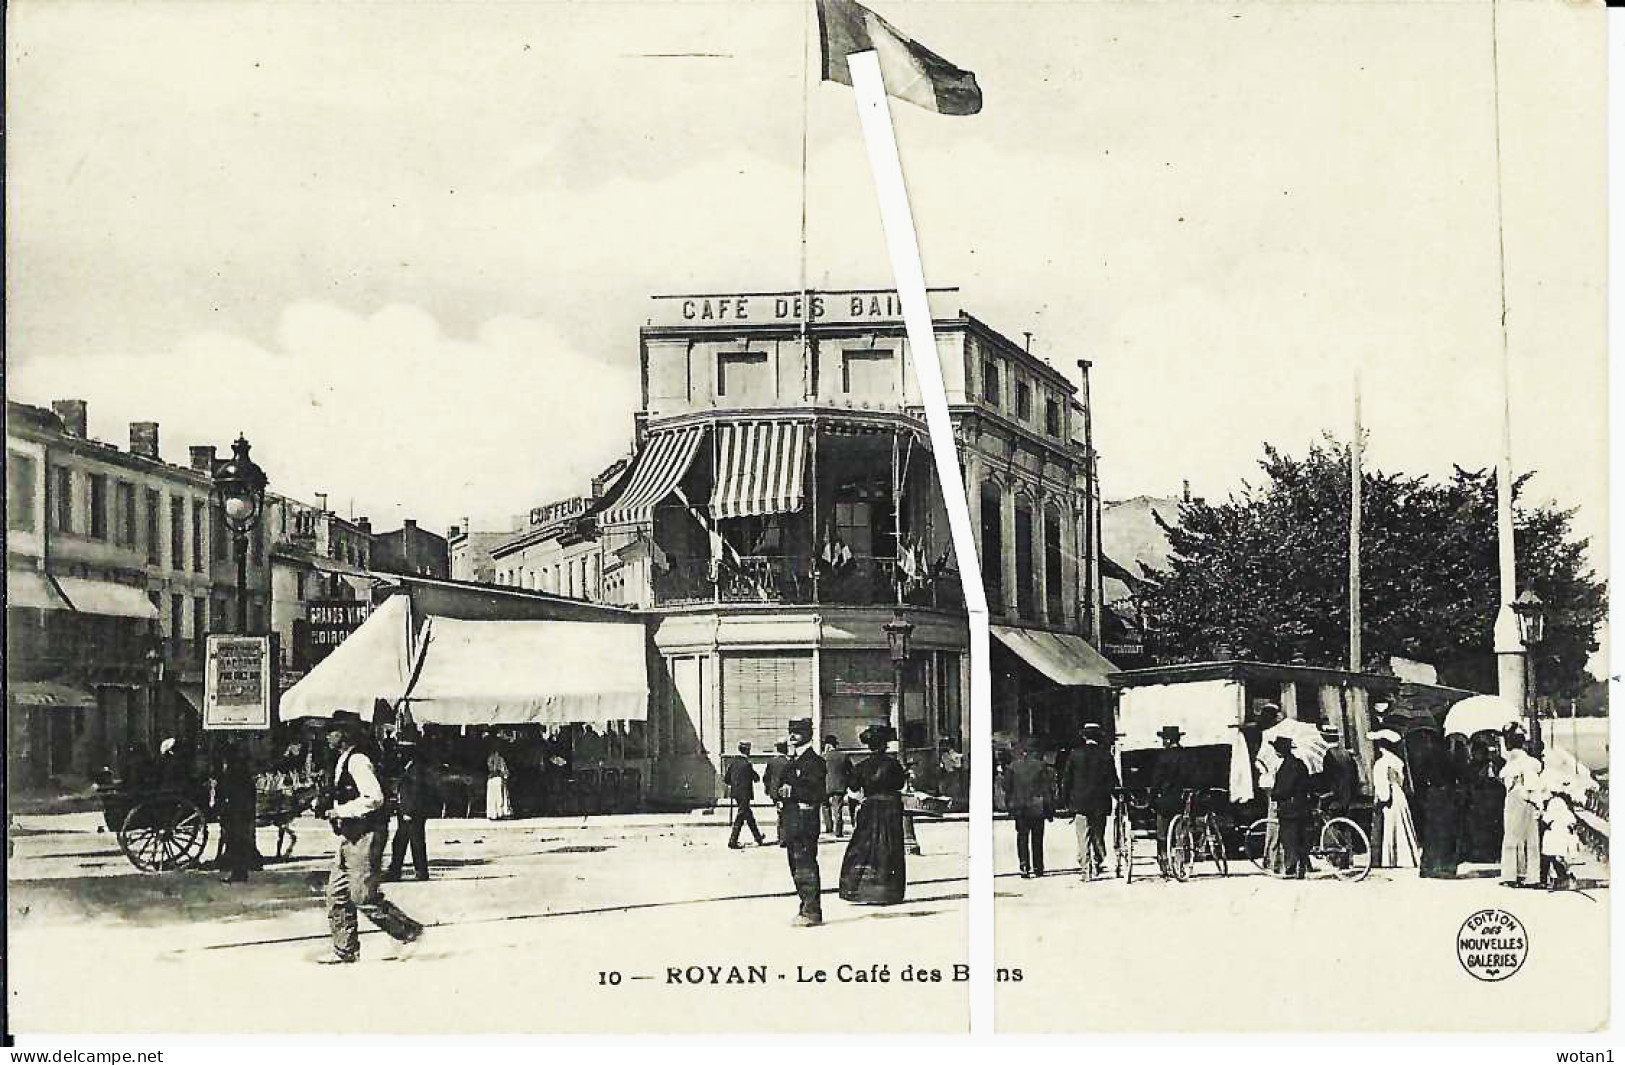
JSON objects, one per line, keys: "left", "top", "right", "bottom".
{"left": 1258, "top": 718, "right": 1330, "bottom": 775}
{"left": 1442, "top": 694, "right": 1521, "bottom": 738}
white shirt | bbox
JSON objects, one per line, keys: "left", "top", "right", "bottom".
{"left": 330, "top": 748, "right": 384, "bottom": 820}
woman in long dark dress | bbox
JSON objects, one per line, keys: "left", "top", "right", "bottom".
{"left": 839, "top": 724, "right": 908, "bottom": 905}
{"left": 1415, "top": 731, "right": 1462, "bottom": 878}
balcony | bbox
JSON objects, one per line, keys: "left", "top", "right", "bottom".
{"left": 652, "top": 553, "right": 964, "bottom": 610}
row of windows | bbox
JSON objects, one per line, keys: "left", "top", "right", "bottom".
{"left": 11, "top": 460, "right": 265, "bottom": 570}
{"left": 715, "top": 348, "right": 899, "bottom": 401}
{"left": 495, "top": 552, "right": 602, "bottom": 599}
{"left": 149, "top": 589, "right": 266, "bottom": 642}
{"left": 978, "top": 480, "right": 1068, "bottom": 622}
{"left": 980, "top": 359, "right": 1065, "bottom": 437}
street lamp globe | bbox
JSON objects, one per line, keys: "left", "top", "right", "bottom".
{"left": 211, "top": 435, "right": 268, "bottom": 534}
{"left": 1513, "top": 590, "right": 1546, "bottom": 647}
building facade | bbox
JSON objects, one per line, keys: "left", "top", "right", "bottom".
{"left": 447, "top": 520, "right": 515, "bottom": 584}
{"left": 265, "top": 493, "right": 379, "bottom": 689}
{"left": 6, "top": 400, "right": 272, "bottom": 788}
{"left": 490, "top": 497, "right": 607, "bottom": 600}
{"left": 371, "top": 519, "right": 450, "bottom": 578}
{"left": 581, "top": 288, "right": 1105, "bottom": 803}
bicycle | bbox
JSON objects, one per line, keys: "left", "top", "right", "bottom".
{"left": 1166, "top": 787, "right": 1231, "bottom": 881}
{"left": 1242, "top": 794, "right": 1372, "bottom": 882}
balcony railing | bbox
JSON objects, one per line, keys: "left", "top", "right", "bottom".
{"left": 652, "top": 553, "right": 964, "bottom": 609}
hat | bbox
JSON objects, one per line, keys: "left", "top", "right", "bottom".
{"left": 1367, "top": 729, "right": 1402, "bottom": 745}
{"left": 1269, "top": 735, "right": 1296, "bottom": 751}
{"left": 1082, "top": 722, "right": 1105, "bottom": 736}
{"left": 738, "top": 740, "right": 752, "bottom": 752}
{"left": 859, "top": 723, "right": 897, "bottom": 748}
{"left": 1158, "top": 725, "right": 1184, "bottom": 741}
{"left": 326, "top": 709, "right": 365, "bottom": 732}
{"left": 1317, "top": 722, "right": 1341, "bottom": 738}
{"left": 787, "top": 717, "right": 814, "bottom": 740}
{"left": 158, "top": 737, "right": 177, "bottom": 756}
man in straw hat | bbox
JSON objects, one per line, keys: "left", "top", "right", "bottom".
{"left": 1271, "top": 734, "right": 1314, "bottom": 879}
{"left": 1151, "top": 725, "right": 1194, "bottom": 878}
{"left": 778, "top": 718, "right": 827, "bottom": 926}
{"left": 315, "top": 709, "right": 424, "bottom": 963}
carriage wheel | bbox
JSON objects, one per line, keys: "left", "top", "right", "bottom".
{"left": 1205, "top": 813, "right": 1230, "bottom": 877}
{"left": 119, "top": 797, "right": 209, "bottom": 872}
{"left": 1166, "top": 815, "right": 1192, "bottom": 881}
{"left": 1243, "top": 817, "right": 1272, "bottom": 873}
{"left": 1318, "top": 817, "right": 1372, "bottom": 882}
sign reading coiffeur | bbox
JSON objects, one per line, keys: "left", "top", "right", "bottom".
{"left": 649, "top": 288, "right": 956, "bottom": 327}
{"left": 204, "top": 635, "right": 273, "bottom": 730}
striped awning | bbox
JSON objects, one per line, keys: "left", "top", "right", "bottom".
{"left": 597, "top": 426, "right": 706, "bottom": 528}
{"left": 713, "top": 421, "right": 809, "bottom": 519}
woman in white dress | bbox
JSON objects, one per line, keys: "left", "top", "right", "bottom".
{"left": 1498, "top": 730, "right": 1543, "bottom": 886}
{"left": 1370, "top": 731, "right": 1419, "bottom": 869}
{"left": 486, "top": 742, "right": 513, "bottom": 821}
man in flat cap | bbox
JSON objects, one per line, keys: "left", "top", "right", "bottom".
{"left": 778, "top": 718, "right": 827, "bottom": 926}
{"left": 315, "top": 709, "right": 424, "bottom": 963}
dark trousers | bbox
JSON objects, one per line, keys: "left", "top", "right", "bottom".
{"left": 783, "top": 806, "right": 822, "bottom": 919}
{"left": 821, "top": 794, "right": 846, "bottom": 837}
{"left": 1014, "top": 813, "right": 1046, "bottom": 874}
{"left": 388, "top": 815, "right": 429, "bottom": 879}
{"left": 1279, "top": 814, "right": 1311, "bottom": 878}
{"left": 1155, "top": 810, "right": 1176, "bottom": 872}
{"left": 729, "top": 798, "right": 764, "bottom": 846}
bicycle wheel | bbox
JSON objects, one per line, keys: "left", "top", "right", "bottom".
{"left": 1243, "top": 817, "right": 1273, "bottom": 872}
{"left": 1318, "top": 817, "right": 1372, "bottom": 882}
{"left": 1166, "top": 814, "right": 1192, "bottom": 881}
{"left": 1205, "top": 813, "right": 1229, "bottom": 876}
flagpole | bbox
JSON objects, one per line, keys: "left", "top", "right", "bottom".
{"left": 846, "top": 48, "right": 992, "bottom": 1037}
{"left": 1349, "top": 370, "right": 1363, "bottom": 673}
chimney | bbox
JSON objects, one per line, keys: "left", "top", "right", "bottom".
{"left": 51, "top": 400, "right": 88, "bottom": 438}
{"left": 1182, "top": 479, "right": 1190, "bottom": 503}
{"left": 448, "top": 524, "right": 462, "bottom": 539}
{"left": 130, "top": 422, "right": 160, "bottom": 461}
{"left": 357, "top": 517, "right": 371, "bottom": 535}
{"left": 315, "top": 492, "right": 328, "bottom": 513}
{"left": 404, "top": 519, "right": 417, "bottom": 531}
{"left": 189, "top": 445, "right": 217, "bottom": 473}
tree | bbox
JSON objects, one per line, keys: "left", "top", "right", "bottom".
{"left": 1140, "top": 437, "right": 1607, "bottom": 700}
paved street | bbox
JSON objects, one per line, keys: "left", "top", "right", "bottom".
{"left": 8, "top": 810, "right": 968, "bottom": 1035}
{"left": 991, "top": 819, "right": 1610, "bottom": 1033}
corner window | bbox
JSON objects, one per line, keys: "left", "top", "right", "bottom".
{"left": 717, "top": 350, "right": 769, "bottom": 400}
{"left": 982, "top": 360, "right": 1000, "bottom": 407}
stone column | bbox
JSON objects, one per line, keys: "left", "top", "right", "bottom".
{"left": 1032, "top": 495, "right": 1050, "bottom": 625}
{"left": 1058, "top": 500, "right": 1078, "bottom": 630}
{"left": 1000, "top": 481, "right": 1018, "bottom": 619}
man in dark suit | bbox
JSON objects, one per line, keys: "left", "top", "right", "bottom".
{"left": 778, "top": 719, "right": 826, "bottom": 926}
{"left": 384, "top": 737, "right": 432, "bottom": 881}
{"left": 1061, "top": 722, "right": 1118, "bottom": 880}
{"left": 723, "top": 741, "right": 765, "bottom": 849}
{"left": 764, "top": 741, "right": 791, "bottom": 847}
{"left": 1003, "top": 742, "right": 1054, "bottom": 878}
{"left": 1272, "top": 735, "right": 1314, "bottom": 878}
{"left": 1151, "top": 725, "right": 1194, "bottom": 878}
{"left": 821, "top": 736, "right": 852, "bottom": 838}
{"left": 1316, "top": 722, "right": 1359, "bottom": 814}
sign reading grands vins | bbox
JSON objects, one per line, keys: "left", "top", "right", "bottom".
{"left": 648, "top": 288, "right": 958, "bottom": 327}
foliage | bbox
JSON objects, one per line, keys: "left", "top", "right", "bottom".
{"left": 1140, "top": 437, "right": 1607, "bottom": 700}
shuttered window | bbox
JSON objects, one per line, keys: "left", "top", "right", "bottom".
{"left": 721, "top": 651, "right": 812, "bottom": 752}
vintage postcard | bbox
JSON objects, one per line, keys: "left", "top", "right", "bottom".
{"left": 986, "top": 0, "right": 1611, "bottom": 1034}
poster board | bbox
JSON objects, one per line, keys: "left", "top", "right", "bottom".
{"left": 204, "top": 634, "right": 273, "bottom": 730}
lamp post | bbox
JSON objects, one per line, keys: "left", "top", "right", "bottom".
{"left": 884, "top": 608, "right": 914, "bottom": 744}
{"left": 210, "top": 435, "right": 268, "bottom": 635}
{"left": 1511, "top": 590, "right": 1546, "bottom": 744}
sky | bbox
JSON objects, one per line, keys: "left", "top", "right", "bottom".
{"left": 7, "top": 0, "right": 1607, "bottom": 632}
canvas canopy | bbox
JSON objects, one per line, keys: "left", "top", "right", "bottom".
{"left": 991, "top": 625, "right": 1115, "bottom": 688}
{"left": 404, "top": 616, "right": 648, "bottom": 726}
{"left": 279, "top": 595, "right": 416, "bottom": 721}
{"left": 1117, "top": 679, "right": 1254, "bottom": 803}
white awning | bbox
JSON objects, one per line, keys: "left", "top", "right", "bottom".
{"left": 991, "top": 625, "right": 1116, "bottom": 688}
{"left": 406, "top": 616, "right": 647, "bottom": 726}
{"left": 712, "top": 420, "right": 808, "bottom": 519}
{"left": 10, "top": 680, "right": 96, "bottom": 710}
{"left": 7, "top": 570, "right": 71, "bottom": 611}
{"left": 55, "top": 577, "right": 159, "bottom": 620}
{"left": 597, "top": 426, "right": 706, "bottom": 527}
{"left": 280, "top": 596, "right": 416, "bottom": 721}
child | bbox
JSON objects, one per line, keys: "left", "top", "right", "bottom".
{"left": 1540, "top": 779, "right": 1581, "bottom": 891}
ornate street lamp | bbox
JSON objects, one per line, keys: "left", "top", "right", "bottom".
{"left": 1512, "top": 590, "right": 1547, "bottom": 739}
{"left": 210, "top": 435, "right": 268, "bottom": 634}
{"left": 883, "top": 608, "right": 920, "bottom": 855}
